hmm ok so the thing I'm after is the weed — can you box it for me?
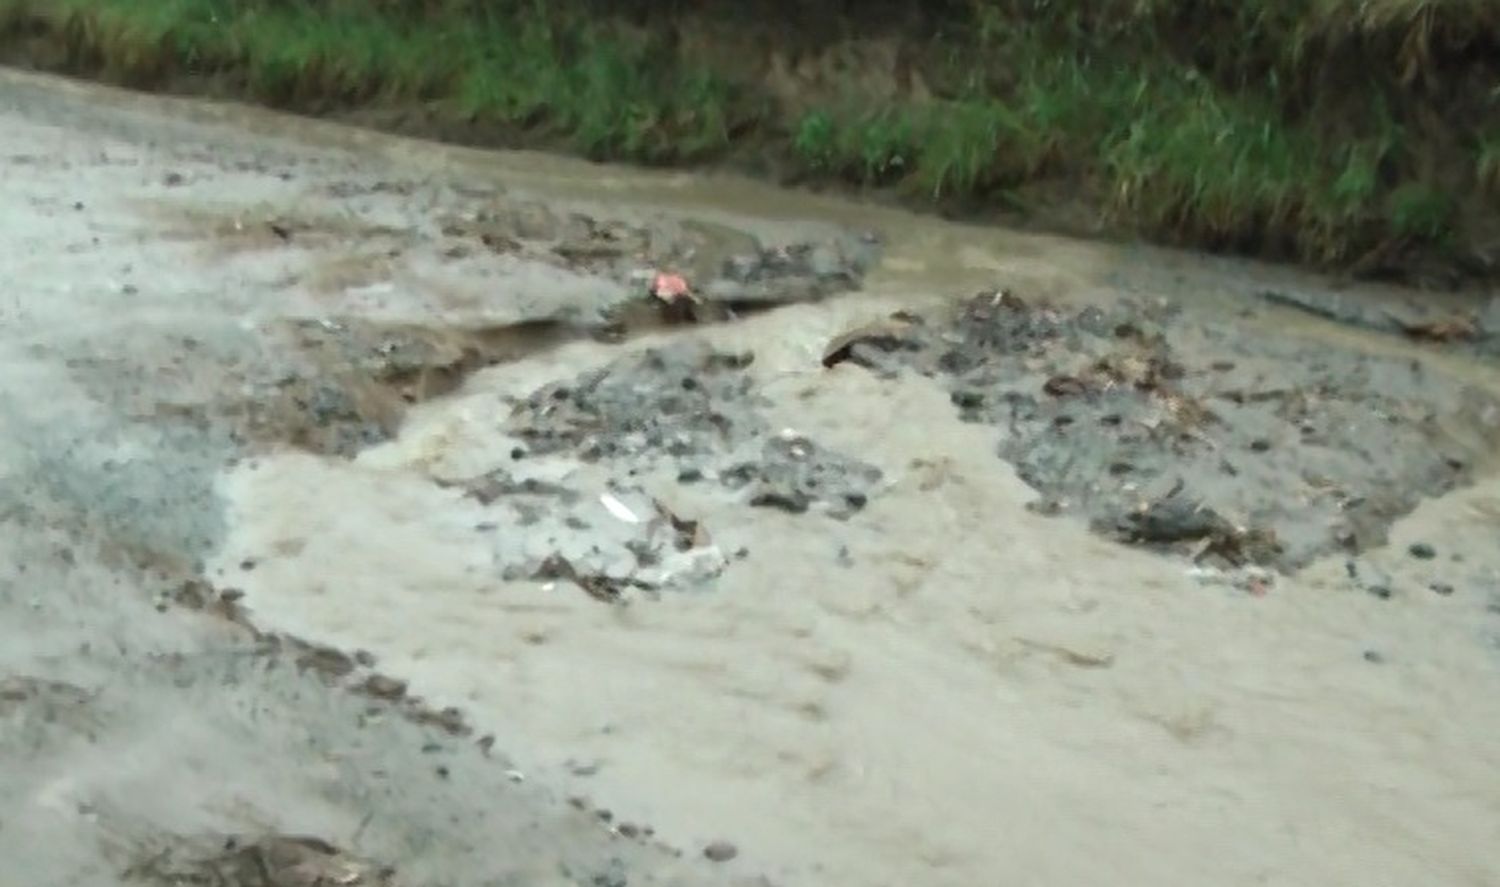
[1388,183,1455,242]
[793,110,836,171]
[1,0,1493,272]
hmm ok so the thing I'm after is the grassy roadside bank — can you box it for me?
[2,0,1497,284]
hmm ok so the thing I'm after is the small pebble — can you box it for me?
[362,674,408,700]
[1429,582,1454,596]
[1408,543,1436,560]
[703,841,738,863]
[1363,650,1384,664]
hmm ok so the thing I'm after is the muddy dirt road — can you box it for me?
[3,68,1500,887]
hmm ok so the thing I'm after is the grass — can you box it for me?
[4,0,740,162]
[1,0,1495,273]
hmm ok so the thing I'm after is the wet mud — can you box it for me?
[7,69,1500,887]
[82,218,874,460]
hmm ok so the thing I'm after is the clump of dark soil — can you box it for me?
[507,343,885,519]
[509,346,760,461]
[439,199,876,311]
[722,432,881,520]
[845,290,1499,571]
[217,318,576,457]
[122,834,396,887]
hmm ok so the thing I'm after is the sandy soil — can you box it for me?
[3,68,1500,887]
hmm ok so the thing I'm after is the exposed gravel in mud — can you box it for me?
[508,343,882,518]
[829,290,1500,571]
[460,343,887,599]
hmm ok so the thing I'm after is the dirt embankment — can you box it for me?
[2,0,1498,284]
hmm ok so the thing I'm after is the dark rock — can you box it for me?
[1408,542,1437,560]
[821,317,921,369]
[703,841,739,863]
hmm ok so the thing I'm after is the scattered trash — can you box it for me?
[1187,564,1275,597]
[600,491,643,524]
[649,272,695,304]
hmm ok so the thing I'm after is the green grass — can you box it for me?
[1,0,1494,271]
[9,0,739,161]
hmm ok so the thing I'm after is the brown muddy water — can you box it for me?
[2,68,1500,887]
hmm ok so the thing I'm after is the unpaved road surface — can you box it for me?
[3,68,1500,887]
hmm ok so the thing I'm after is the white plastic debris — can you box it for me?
[599,491,642,524]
